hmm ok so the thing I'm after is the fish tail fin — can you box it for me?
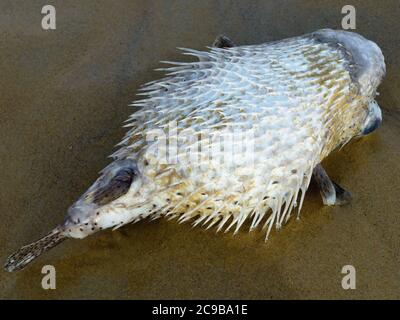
[4,228,67,272]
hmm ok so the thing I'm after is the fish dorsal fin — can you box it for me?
[213,34,235,48]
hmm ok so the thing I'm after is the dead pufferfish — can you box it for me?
[5,29,385,272]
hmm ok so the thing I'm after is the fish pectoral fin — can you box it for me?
[4,227,67,272]
[213,35,236,48]
[331,181,352,206]
[312,164,352,206]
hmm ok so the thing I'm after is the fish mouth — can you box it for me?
[361,100,382,136]
[362,117,382,135]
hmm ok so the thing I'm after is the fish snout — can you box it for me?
[62,158,141,238]
[62,204,99,238]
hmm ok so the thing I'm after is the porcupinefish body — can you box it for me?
[5,29,385,272]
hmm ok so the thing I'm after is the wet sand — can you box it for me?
[1,0,399,299]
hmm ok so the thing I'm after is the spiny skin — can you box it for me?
[102,31,382,235]
[5,29,385,272]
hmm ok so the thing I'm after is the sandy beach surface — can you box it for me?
[1,0,399,299]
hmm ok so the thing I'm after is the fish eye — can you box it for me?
[92,164,138,206]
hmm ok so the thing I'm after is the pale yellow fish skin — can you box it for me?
[85,29,384,239]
